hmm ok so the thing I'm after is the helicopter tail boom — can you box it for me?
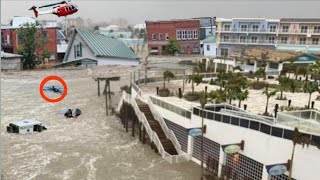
[29,6,39,17]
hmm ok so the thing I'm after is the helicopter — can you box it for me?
[29,0,78,18]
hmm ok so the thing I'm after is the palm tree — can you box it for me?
[288,128,320,180]
[277,76,291,100]
[262,85,278,115]
[210,89,227,103]
[287,57,296,79]
[186,70,203,94]
[305,82,319,108]
[217,70,227,90]
[162,70,175,89]
[236,90,249,108]
[255,66,266,82]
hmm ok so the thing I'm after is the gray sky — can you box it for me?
[2,0,320,24]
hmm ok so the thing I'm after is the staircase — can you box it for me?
[136,99,178,155]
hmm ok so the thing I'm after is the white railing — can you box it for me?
[120,90,189,163]
[148,98,182,154]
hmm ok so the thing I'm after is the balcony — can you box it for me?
[220,39,275,45]
[278,29,320,35]
[217,28,277,34]
[277,41,320,47]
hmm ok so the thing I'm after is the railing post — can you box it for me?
[97,79,100,96]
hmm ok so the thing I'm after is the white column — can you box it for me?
[262,165,270,180]
[218,148,226,177]
[226,65,229,72]
[187,135,194,154]
[278,62,283,75]
[266,62,270,71]
[253,60,258,72]
[214,62,218,73]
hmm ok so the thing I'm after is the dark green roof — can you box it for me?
[76,29,138,60]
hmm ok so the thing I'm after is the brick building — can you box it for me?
[145,19,200,55]
[1,26,59,63]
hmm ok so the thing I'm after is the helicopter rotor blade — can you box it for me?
[38,1,68,9]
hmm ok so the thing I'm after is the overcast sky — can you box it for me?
[2,0,320,24]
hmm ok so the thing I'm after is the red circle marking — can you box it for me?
[39,75,68,103]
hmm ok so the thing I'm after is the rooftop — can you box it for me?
[70,29,138,60]
[11,119,42,127]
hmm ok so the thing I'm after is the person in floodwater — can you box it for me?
[64,109,73,118]
[52,86,60,93]
[74,109,81,118]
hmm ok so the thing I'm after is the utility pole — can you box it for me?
[200,86,208,180]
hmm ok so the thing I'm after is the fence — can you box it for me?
[150,96,192,119]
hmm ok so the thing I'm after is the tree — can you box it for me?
[162,70,175,89]
[277,76,291,99]
[16,23,49,69]
[236,90,249,108]
[186,70,203,94]
[217,70,227,90]
[40,50,52,64]
[288,128,320,180]
[224,72,248,104]
[305,82,319,108]
[287,57,296,79]
[262,85,278,115]
[209,89,227,103]
[164,40,181,55]
[255,66,266,82]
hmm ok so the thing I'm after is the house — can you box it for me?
[1,51,22,70]
[202,35,217,57]
[1,17,61,63]
[193,17,216,40]
[145,19,201,55]
[63,28,139,66]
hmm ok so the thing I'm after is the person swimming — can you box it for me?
[52,86,60,93]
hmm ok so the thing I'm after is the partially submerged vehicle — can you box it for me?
[7,119,47,134]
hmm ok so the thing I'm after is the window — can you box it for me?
[206,44,210,51]
[221,48,228,57]
[268,36,276,44]
[74,43,82,58]
[193,47,199,52]
[251,36,257,43]
[165,33,169,40]
[299,37,306,44]
[314,26,320,33]
[224,24,230,31]
[312,38,319,45]
[182,30,187,40]
[42,31,48,38]
[222,35,229,42]
[159,33,162,40]
[181,47,185,53]
[193,30,198,39]
[280,37,288,44]
[269,25,276,32]
[187,30,192,39]
[282,25,289,33]
[176,31,181,40]
[1,32,4,44]
[152,33,156,40]
[240,36,246,43]
[252,25,259,32]
[300,26,308,33]
[240,25,248,32]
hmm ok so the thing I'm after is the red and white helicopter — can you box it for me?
[29,0,78,18]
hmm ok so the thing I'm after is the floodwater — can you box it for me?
[1,66,200,180]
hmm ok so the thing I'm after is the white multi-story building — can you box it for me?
[216,18,320,57]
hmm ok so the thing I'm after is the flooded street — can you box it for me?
[1,67,200,180]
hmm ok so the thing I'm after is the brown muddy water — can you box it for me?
[1,66,200,180]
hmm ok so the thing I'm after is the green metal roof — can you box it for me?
[202,35,216,43]
[76,29,138,60]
